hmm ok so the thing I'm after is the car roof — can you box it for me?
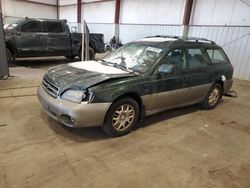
[24,17,66,23]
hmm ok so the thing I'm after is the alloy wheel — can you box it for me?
[112,104,135,131]
[208,87,220,106]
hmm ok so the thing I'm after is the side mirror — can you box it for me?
[158,64,174,74]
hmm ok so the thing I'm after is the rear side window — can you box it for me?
[187,48,209,69]
[207,49,227,64]
[21,21,42,32]
[46,22,64,33]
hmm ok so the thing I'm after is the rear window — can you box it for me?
[207,49,227,64]
[46,22,64,33]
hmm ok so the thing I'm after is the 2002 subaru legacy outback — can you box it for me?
[37,36,233,137]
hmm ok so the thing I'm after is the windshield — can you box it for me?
[103,43,165,73]
[4,18,24,31]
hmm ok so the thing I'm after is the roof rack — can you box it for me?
[181,37,215,44]
[146,35,179,39]
[146,35,215,44]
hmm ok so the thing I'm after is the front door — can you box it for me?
[16,20,47,57]
[150,48,190,110]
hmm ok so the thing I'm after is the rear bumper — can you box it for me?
[37,85,111,128]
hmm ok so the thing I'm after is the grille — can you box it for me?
[42,77,59,98]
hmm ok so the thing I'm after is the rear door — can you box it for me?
[44,21,71,56]
[16,20,46,57]
[183,47,212,101]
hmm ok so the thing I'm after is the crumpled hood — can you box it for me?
[44,61,135,93]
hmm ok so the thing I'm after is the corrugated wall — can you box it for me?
[119,24,184,44]
[1,0,57,19]
[88,23,115,43]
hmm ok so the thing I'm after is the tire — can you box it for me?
[102,98,140,137]
[79,47,95,61]
[65,55,76,60]
[6,48,12,64]
[89,47,95,60]
[203,83,222,109]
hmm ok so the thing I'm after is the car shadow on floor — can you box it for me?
[9,57,78,69]
[43,103,203,142]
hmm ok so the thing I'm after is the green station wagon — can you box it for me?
[37,36,233,137]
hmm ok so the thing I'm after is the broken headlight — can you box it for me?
[61,90,86,103]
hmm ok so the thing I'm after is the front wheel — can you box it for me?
[203,83,222,109]
[103,98,139,137]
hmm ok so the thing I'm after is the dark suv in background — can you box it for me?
[38,36,233,137]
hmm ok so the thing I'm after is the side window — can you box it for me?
[187,48,209,70]
[207,49,227,64]
[160,49,187,71]
[21,21,42,32]
[46,22,64,33]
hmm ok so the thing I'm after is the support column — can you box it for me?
[77,0,82,32]
[0,0,9,78]
[182,0,194,37]
[56,0,59,20]
[114,0,121,41]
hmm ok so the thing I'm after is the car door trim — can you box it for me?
[141,83,212,116]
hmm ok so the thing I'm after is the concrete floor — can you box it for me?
[1,57,250,188]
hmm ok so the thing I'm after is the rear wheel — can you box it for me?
[203,83,222,109]
[89,47,95,60]
[79,47,95,60]
[102,98,139,137]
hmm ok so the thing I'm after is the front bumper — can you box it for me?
[37,85,111,128]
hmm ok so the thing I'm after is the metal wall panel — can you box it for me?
[120,0,185,25]
[3,16,21,24]
[82,1,115,24]
[119,24,184,44]
[1,0,57,19]
[188,26,250,80]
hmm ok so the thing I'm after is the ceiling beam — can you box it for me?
[60,0,114,7]
[15,0,57,7]
[83,0,114,5]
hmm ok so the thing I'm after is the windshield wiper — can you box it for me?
[98,60,133,73]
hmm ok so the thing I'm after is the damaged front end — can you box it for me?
[42,61,136,104]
